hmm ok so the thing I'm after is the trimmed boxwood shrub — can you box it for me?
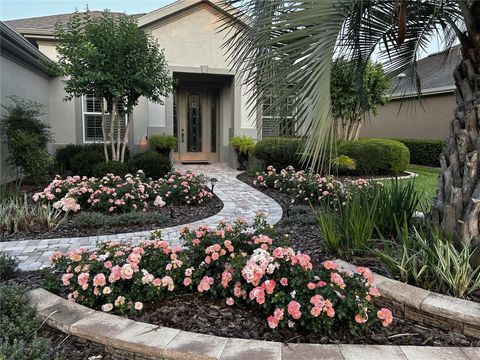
[93,161,131,177]
[254,137,304,170]
[338,139,410,175]
[56,144,130,175]
[131,151,172,179]
[395,139,443,167]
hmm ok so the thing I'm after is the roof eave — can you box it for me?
[390,85,456,100]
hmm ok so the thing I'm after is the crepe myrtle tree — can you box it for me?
[331,58,390,140]
[55,11,173,163]
[222,0,480,261]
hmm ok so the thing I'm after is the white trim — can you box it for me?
[81,95,127,144]
[390,85,455,99]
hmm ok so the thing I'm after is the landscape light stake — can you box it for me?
[210,177,218,193]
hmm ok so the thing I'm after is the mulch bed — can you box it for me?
[1,194,223,242]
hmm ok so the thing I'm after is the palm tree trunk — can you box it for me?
[432,47,480,262]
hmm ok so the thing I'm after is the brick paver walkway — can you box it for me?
[0,164,282,271]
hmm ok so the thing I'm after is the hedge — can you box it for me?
[338,139,410,175]
[254,137,304,170]
[394,139,443,167]
[131,151,172,179]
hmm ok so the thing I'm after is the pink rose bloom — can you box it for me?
[369,287,381,297]
[326,306,335,318]
[377,308,393,327]
[317,280,327,287]
[183,277,192,286]
[249,286,265,304]
[77,272,90,290]
[152,278,162,287]
[307,282,316,290]
[280,277,288,286]
[61,273,73,286]
[311,306,322,317]
[287,301,302,320]
[322,260,339,270]
[185,268,193,277]
[273,308,284,321]
[226,297,234,306]
[330,272,346,289]
[104,261,112,269]
[197,276,214,292]
[109,265,122,283]
[356,266,374,284]
[134,302,143,311]
[211,252,219,261]
[267,315,279,329]
[355,314,367,324]
[121,264,134,279]
[50,251,63,263]
[93,273,106,287]
[263,279,276,295]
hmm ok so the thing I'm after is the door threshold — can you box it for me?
[180,161,210,165]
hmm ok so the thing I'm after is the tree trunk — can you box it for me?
[432,47,480,263]
[116,103,121,162]
[100,100,109,162]
[120,116,132,164]
[110,101,117,161]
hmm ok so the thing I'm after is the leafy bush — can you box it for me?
[395,139,443,167]
[338,139,410,175]
[70,149,106,178]
[230,135,256,155]
[56,143,130,176]
[148,134,177,149]
[51,214,392,334]
[131,151,172,179]
[0,254,19,281]
[0,284,50,359]
[33,170,212,214]
[93,161,131,177]
[1,97,53,183]
[254,138,304,170]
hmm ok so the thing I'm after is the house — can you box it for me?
[2,0,258,181]
[360,46,461,140]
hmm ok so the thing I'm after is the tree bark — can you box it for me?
[110,101,117,161]
[432,47,480,263]
[100,100,109,162]
[120,115,131,164]
[116,103,121,162]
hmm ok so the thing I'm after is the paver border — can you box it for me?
[334,259,480,339]
[28,288,478,360]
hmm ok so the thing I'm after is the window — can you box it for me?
[82,95,127,142]
[261,96,296,138]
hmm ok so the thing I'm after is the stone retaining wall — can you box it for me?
[335,260,480,339]
[28,288,479,360]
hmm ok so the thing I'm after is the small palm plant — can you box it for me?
[230,135,256,170]
[331,155,356,172]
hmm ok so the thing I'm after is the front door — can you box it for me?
[177,88,219,163]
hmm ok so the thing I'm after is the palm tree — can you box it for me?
[221,0,479,255]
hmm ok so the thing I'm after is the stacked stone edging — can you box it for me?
[334,259,480,339]
[28,289,479,360]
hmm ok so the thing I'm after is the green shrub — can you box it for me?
[93,161,131,177]
[149,134,177,149]
[254,137,304,170]
[395,139,443,167]
[72,211,168,229]
[72,212,107,228]
[70,150,105,177]
[338,139,410,175]
[131,151,172,179]
[1,97,53,183]
[56,143,131,175]
[0,254,19,281]
[0,284,50,359]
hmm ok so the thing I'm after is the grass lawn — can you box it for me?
[380,164,441,211]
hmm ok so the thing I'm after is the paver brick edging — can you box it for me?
[334,259,480,339]
[29,288,479,360]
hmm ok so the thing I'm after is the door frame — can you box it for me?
[176,84,220,163]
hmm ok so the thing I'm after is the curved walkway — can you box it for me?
[0,164,282,271]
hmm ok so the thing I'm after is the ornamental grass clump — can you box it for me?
[32,170,212,214]
[51,214,392,335]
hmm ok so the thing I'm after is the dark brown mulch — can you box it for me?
[2,194,223,242]
[131,291,478,347]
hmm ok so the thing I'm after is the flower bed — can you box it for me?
[33,170,213,214]
[50,214,392,336]
[253,165,376,206]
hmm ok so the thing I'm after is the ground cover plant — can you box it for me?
[50,214,392,336]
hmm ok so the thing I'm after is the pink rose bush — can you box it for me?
[253,165,377,206]
[33,170,212,214]
[51,214,393,333]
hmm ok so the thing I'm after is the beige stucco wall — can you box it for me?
[48,76,77,146]
[360,93,455,140]
[0,55,50,183]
